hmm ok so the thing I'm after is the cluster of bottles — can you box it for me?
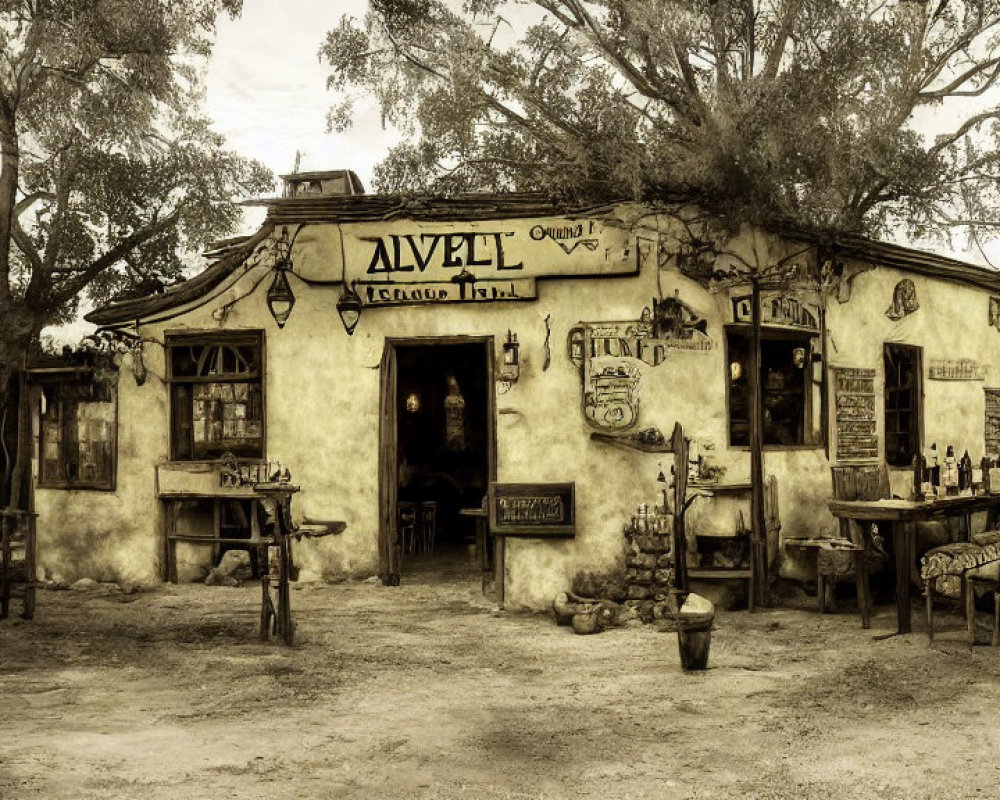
[912,444,1000,500]
[622,465,675,538]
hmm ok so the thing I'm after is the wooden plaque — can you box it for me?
[832,367,879,462]
[488,482,576,537]
[986,388,1000,457]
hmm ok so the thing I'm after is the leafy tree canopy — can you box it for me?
[0,0,273,357]
[322,0,1000,245]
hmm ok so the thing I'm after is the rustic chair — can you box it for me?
[818,464,892,625]
[922,530,1000,645]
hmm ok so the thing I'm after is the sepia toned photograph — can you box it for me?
[4,2,1000,798]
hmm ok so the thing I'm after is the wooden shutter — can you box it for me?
[377,344,401,585]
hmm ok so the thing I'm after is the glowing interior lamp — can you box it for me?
[730,360,743,381]
[336,284,363,336]
[266,267,295,329]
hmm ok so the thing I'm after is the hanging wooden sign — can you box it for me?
[832,367,879,462]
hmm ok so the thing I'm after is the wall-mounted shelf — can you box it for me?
[688,568,754,580]
[688,482,752,493]
[590,432,673,453]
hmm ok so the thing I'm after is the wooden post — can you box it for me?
[749,277,769,608]
[671,421,689,593]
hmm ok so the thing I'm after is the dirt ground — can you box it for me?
[3,559,1000,800]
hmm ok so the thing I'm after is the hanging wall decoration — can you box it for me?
[885,279,919,320]
[542,314,552,371]
[572,297,713,431]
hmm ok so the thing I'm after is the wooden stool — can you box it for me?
[965,575,1000,647]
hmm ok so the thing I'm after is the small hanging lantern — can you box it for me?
[336,283,363,336]
[266,266,295,329]
[496,329,520,384]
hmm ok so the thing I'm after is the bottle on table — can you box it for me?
[928,443,940,495]
[959,450,973,494]
[944,445,959,495]
[912,452,926,501]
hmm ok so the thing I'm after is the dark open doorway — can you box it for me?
[378,338,494,582]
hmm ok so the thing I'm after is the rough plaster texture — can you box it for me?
[30,210,1000,607]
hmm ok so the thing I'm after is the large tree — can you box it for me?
[0,0,271,416]
[322,0,1000,246]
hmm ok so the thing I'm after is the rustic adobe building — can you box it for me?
[27,172,1000,609]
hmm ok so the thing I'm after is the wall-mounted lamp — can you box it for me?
[265,226,302,329]
[496,329,520,384]
[266,266,295,329]
[336,282,363,336]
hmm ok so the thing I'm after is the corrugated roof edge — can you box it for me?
[85,224,275,327]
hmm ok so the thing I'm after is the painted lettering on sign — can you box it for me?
[529,221,599,254]
[833,367,878,462]
[497,496,566,525]
[363,232,524,274]
[357,279,535,306]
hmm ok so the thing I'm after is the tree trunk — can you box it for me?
[0,119,19,304]
[0,310,40,510]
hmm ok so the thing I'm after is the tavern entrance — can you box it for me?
[377,337,495,583]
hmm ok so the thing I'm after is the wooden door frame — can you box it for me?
[377,336,497,584]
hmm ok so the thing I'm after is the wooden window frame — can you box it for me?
[883,343,923,468]
[725,325,824,450]
[165,330,266,462]
[36,372,118,491]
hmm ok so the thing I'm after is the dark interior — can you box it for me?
[395,342,490,558]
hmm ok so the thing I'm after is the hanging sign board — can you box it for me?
[832,367,879,462]
[290,216,653,307]
[488,482,576,537]
[986,388,1000,457]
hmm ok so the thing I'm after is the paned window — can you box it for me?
[167,332,264,460]
[883,343,922,467]
[39,375,117,490]
[727,328,823,448]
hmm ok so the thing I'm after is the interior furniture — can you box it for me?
[419,500,437,555]
[398,501,417,556]
[828,493,1000,637]
[1,508,37,620]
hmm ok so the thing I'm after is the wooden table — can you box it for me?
[160,483,299,645]
[828,494,1000,636]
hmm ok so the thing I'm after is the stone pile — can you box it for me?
[623,525,675,624]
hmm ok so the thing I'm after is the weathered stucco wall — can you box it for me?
[31,207,1000,608]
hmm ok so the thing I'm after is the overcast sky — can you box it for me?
[204,0,395,197]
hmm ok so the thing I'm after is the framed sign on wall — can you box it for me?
[488,482,576,537]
